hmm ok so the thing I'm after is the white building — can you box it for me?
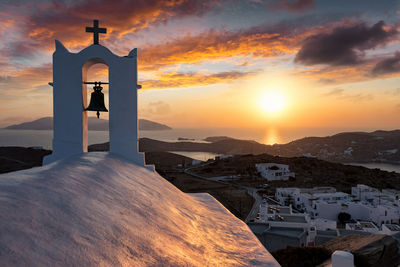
[256,163,295,181]
[382,189,400,200]
[276,185,400,227]
[313,218,337,231]
[257,203,316,244]
[312,201,369,221]
[345,221,379,234]
[275,187,349,212]
[351,184,381,202]
[381,224,400,235]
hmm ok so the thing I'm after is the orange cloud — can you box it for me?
[138,29,298,71]
[0,65,52,93]
[141,70,258,89]
[2,0,220,55]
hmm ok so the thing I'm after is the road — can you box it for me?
[244,187,262,223]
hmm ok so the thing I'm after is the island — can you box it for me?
[4,117,172,131]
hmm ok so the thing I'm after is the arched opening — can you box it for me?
[82,58,109,152]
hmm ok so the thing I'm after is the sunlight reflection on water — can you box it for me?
[262,128,281,145]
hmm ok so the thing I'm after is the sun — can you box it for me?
[258,91,287,114]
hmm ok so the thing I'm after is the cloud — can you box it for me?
[371,52,400,76]
[340,93,374,101]
[2,1,315,72]
[295,21,398,66]
[0,75,13,83]
[322,88,343,96]
[0,64,51,93]
[137,25,300,71]
[142,101,171,116]
[318,78,336,84]
[0,3,332,75]
[32,84,52,94]
[268,0,315,13]
[0,0,221,59]
[141,70,257,89]
[322,87,374,101]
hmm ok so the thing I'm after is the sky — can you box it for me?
[0,0,400,133]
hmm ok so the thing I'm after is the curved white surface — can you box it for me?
[0,153,280,266]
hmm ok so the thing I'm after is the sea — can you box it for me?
[346,163,400,174]
[1,127,399,173]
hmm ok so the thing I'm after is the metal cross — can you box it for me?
[86,20,106,45]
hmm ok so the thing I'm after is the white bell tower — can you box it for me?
[44,20,152,170]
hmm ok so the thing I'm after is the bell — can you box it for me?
[85,82,108,118]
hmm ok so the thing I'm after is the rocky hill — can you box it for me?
[4,117,171,131]
[89,130,400,164]
[89,137,269,155]
[191,153,400,192]
[270,130,400,164]
[87,140,400,192]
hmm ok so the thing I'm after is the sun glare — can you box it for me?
[259,91,287,114]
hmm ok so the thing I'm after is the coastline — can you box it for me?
[346,162,400,174]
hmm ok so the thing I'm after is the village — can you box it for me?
[175,155,400,255]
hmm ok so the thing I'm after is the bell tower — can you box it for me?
[44,20,152,170]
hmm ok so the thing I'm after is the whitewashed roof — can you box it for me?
[0,152,279,266]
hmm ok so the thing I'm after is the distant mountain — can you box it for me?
[89,130,400,165]
[270,130,400,164]
[4,117,171,131]
[139,119,172,131]
[5,117,53,130]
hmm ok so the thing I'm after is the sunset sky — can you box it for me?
[0,0,400,135]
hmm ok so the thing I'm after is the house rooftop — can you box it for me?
[248,223,306,239]
[267,214,307,223]
[384,224,400,231]
[266,227,307,238]
[266,206,291,214]
[359,222,378,229]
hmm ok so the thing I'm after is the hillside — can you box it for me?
[270,130,400,164]
[89,137,270,155]
[3,144,399,193]
[0,147,51,174]
[89,130,400,164]
[4,117,171,131]
[87,139,400,192]
[0,153,279,266]
[190,153,400,193]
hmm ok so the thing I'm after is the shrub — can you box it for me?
[272,246,331,267]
